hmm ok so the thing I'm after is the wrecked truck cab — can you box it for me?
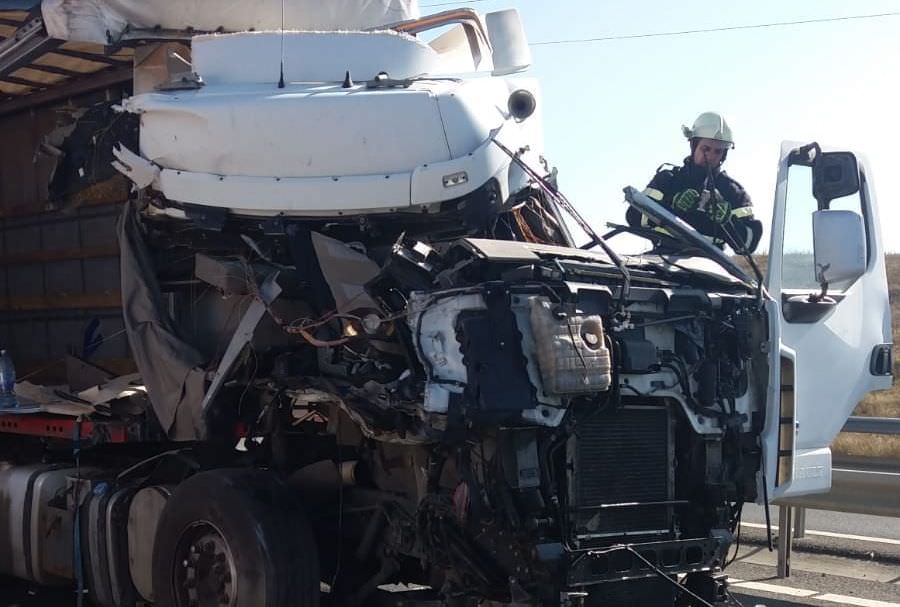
[0,3,893,607]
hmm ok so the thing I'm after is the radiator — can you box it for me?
[569,405,673,539]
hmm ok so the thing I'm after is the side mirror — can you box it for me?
[812,209,866,287]
[813,152,860,206]
[485,9,532,76]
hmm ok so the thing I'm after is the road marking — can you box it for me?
[730,581,818,597]
[732,582,900,606]
[741,522,900,546]
[815,594,900,607]
[735,545,900,583]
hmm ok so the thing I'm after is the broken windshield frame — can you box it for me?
[623,186,754,286]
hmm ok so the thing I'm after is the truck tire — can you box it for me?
[152,469,320,607]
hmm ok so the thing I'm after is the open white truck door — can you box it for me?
[763,141,892,500]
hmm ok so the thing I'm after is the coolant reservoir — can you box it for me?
[530,299,612,395]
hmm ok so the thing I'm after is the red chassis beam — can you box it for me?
[0,413,130,443]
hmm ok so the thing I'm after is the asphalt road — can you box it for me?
[725,506,900,607]
[738,503,900,568]
[3,508,899,607]
[725,549,899,606]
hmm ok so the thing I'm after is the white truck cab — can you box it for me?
[0,2,892,606]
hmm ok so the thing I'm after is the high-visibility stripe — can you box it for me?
[643,187,664,201]
[640,213,724,247]
[641,214,672,235]
[731,206,754,219]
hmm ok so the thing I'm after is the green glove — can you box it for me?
[672,188,700,212]
[711,199,730,224]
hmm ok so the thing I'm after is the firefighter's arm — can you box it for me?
[725,205,763,253]
[642,168,674,206]
[629,169,674,228]
[719,176,763,253]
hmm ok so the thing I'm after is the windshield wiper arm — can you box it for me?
[492,138,631,310]
[623,186,753,286]
[717,218,765,303]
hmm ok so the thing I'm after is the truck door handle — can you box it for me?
[870,344,892,376]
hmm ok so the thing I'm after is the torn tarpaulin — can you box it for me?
[41,0,421,45]
[118,200,208,440]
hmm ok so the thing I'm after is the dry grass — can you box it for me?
[855,388,900,418]
[840,254,900,458]
[832,433,899,459]
[734,254,900,459]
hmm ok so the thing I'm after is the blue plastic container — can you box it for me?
[0,349,16,408]
[0,349,14,393]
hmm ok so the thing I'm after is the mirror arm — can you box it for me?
[811,261,831,302]
[787,142,821,167]
[808,281,829,303]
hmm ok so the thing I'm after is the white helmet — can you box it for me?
[682,112,734,148]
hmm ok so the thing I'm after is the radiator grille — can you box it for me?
[571,406,672,537]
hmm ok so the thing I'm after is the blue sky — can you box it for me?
[422,0,900,252]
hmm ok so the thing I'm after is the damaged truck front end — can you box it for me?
[100,7,768,605]
[347,238,766,605]
[97,10,767,601]
[1,3,890,607]
[123,200,768,605]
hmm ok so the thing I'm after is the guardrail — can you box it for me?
[770,416,899,577]
[778,467,900,517]
[842,416,900,435]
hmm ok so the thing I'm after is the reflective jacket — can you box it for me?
[627,158,762,252]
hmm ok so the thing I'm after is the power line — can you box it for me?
[531,11,900,46]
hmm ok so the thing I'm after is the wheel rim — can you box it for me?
[173,522,238,607]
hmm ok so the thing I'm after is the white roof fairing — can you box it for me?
[191,30,438,85]
[41,0,420,44]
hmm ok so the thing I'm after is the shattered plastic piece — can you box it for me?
[77,374,146,406]
[311,232,383,313]
[111,144,159,189]
[194,254,255,296]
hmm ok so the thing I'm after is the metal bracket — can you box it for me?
[0,17,43,61]
[200,272,282,412]
[0,17,61,81]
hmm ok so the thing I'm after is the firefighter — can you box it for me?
[627,111,763,253]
